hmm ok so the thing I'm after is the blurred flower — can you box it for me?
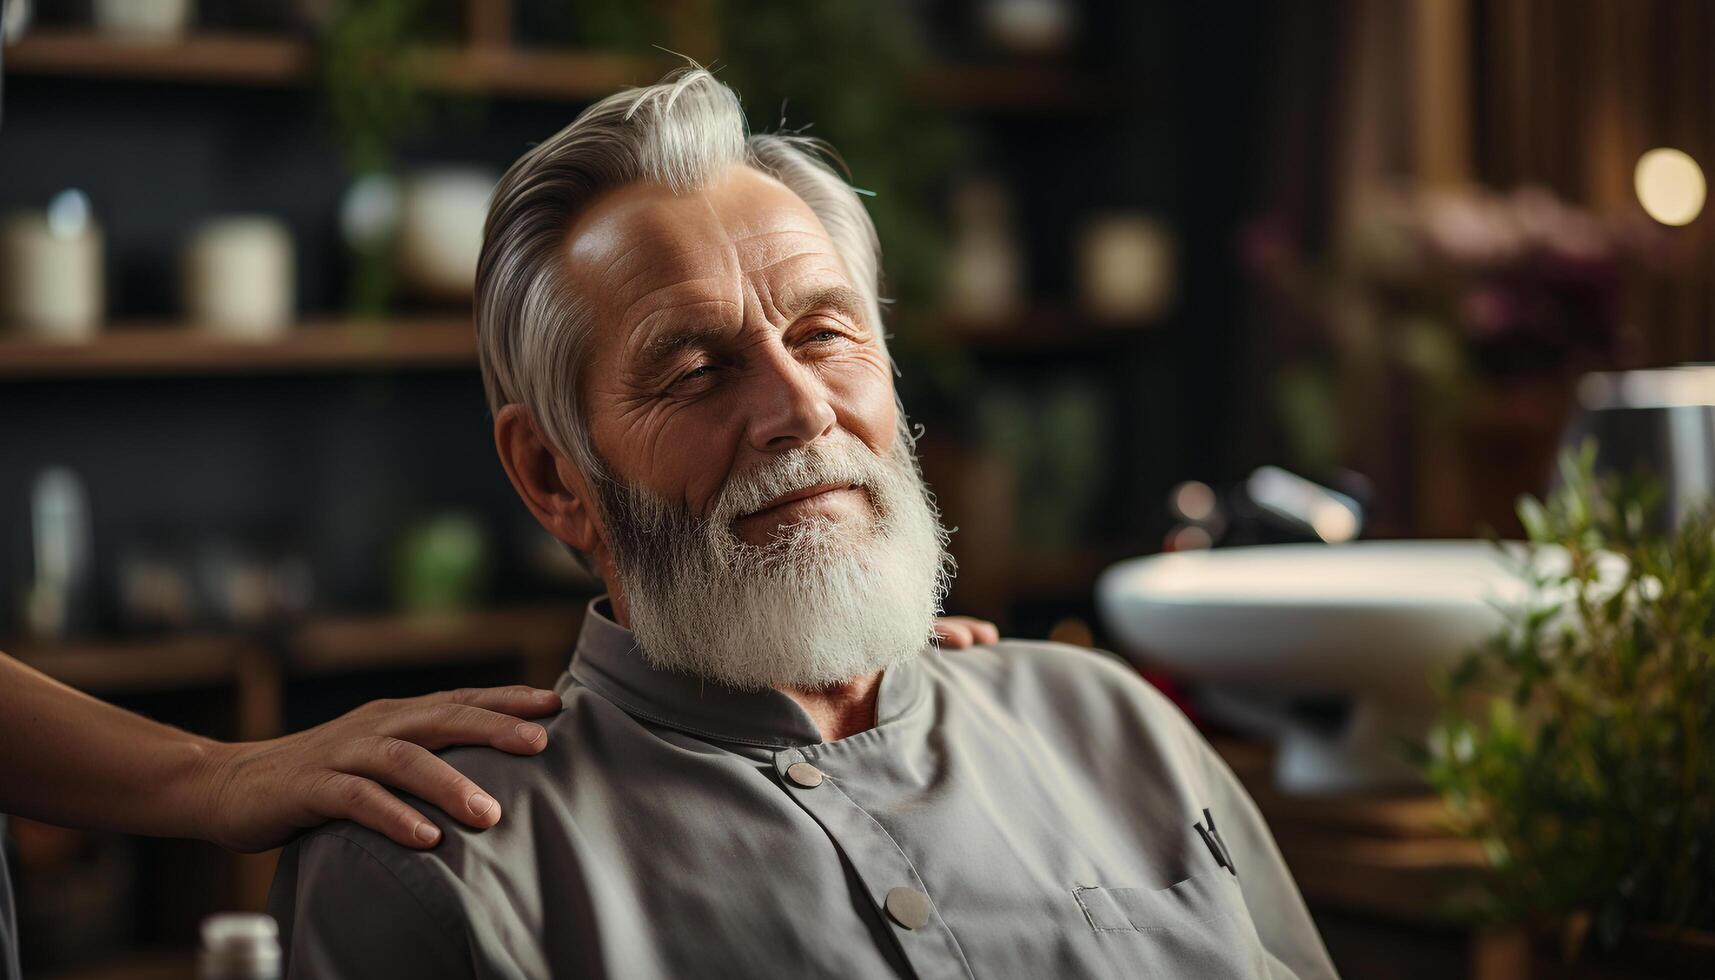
[1250,183,1660,381]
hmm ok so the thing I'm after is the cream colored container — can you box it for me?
[1,200,104,341]
[183,216,295,340]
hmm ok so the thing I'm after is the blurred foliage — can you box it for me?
[718,0,976,409]
[318,0,441,176]
[1422,443,1715,957]
[519,0,663,50]
[317,0,438,315]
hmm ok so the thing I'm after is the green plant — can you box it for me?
[317,0,456,315]
[1424,444,1715,957]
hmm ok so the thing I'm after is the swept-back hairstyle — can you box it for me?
[475,66,890,487]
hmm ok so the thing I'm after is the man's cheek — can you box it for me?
[825,357,895,443]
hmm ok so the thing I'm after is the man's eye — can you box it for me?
[672,365,714,388]
[807,329,844,344]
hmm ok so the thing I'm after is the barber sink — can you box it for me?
[1096,540,1539,794]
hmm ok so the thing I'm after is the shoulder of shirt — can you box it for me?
[934,637,1155,693]
[288,685,619,878]
[927,639,1203,742]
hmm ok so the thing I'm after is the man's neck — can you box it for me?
[780,673,883,742]
[605,587,883,741]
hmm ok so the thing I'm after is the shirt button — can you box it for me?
[785,762,824,788]
[884,887,932,930]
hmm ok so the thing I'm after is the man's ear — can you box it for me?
[493,404,603,558]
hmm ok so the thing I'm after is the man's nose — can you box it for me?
[746,346,836,452]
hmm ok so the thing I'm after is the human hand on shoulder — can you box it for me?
[932,615,1000,649]
[194,685,562,852]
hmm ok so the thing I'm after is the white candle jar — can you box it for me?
[183,216,295,340]
[1,209,105,341]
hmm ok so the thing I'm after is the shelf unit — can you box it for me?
[0,311,1154,377]
[11,603,586,694]
[35,949,196,980]
[1,7,1131,979]
[5,29,672,101]
[15,633,248,694]
[3,30,1096,112]
[0,318,476,378]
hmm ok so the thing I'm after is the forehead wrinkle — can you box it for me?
[606,237,736,305]
[618,276,736,336]
[726,227,835,251]
[634,297,742,343]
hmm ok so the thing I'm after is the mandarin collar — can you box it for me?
[567,596,929,749]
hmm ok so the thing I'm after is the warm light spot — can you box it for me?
[1635,148,1706,226]
[1170,480,1217,522]
[1168,525,1214,552]
[1048,617,1094,648]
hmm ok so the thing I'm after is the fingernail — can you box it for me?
[516,722,545,744]
[414,822,440,844]
[468,793,496,818]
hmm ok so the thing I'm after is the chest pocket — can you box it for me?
[1073,871,1269,979]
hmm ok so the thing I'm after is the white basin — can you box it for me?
[1096,541,1536,793]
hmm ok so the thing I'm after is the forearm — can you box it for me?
[0,652,224,839]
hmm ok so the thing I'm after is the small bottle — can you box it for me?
[199,913,282,980]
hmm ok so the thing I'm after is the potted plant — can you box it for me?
[1423,444,1715,978]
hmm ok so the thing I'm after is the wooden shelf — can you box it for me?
[0,318,478,378]
[6,603,585,693]
[36,949,196,980]
[290,604,583,678]
[5,30,312,86]
[6,31,1096,111]
[5,30,671,100]
[0,312,1163,378]
[1212,736,1490,925]
[14,634,248,694]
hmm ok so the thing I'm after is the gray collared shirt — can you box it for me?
[268,599,1337,979]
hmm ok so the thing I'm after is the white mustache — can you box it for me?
[708,436,883,525]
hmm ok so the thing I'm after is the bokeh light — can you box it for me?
[1634,147,1706,226]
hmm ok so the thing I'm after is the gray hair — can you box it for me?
[475,67,891,488]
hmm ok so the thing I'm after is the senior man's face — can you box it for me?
[571,165,897,541]
[539,164,950,690]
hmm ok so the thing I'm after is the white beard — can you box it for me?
[593,422,954,691]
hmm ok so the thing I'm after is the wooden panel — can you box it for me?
[7,31,1099,112]
[6,30,310,86]
[5,30,670,101]
[1211,736,1489,925]
[13,635,247,694]
[0,319,477,378]
[288,605,584,676]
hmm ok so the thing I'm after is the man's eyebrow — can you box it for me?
[631,324,721,378]
[783,284,867,323]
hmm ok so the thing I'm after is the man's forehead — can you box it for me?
[564,167,839,290]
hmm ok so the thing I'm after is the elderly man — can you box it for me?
[266,68,1338,979]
